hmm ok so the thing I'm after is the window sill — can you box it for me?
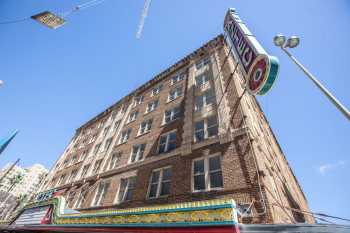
[160,118,179,127]
[166,96,181,104]
[192,187,224,194]
[135,131,150,138]
[146,195,169,200]
[144,110,156,115]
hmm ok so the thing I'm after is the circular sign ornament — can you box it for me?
[246,54,279,95]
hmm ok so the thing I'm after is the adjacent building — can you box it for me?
[0,163,48,220]
[39,35,314,224]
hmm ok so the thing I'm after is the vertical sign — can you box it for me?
[224,8,279,95]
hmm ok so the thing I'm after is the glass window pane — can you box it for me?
[210,171,223,188]
[151,171,160,183]
[160,182,170,196]
[193,160,204,174]
[125,188,133,201]
[194,175,205,191]
[209,156,221,171]
[160,135,167,144]
[195,131,205,142]
[208,126,218,137]
[162,168,172,181]
[195,121,204,131]
[169,132,177,141]
[149,184,158,198]
[158,144,166,153]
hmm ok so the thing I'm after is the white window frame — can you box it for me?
[67,170,78,183]
[167,86,183,102]
[158,130,177,154]
[114,120,121,131]
[115,176,136,204]
[80,150,88,162]
[138,119,152,135]
[194,89,216,111]
[91,181,110,207]
[93,143,101,155]
[151,84,163,96]
[145,99,159,114]
[195,74,210,87]
[195,57,211,70]
[104,137,113,152]
[133,95,144,107]
[119,129,131,144]
[80,164,90,178]
[191,153,223,192]
[170,73,185,85]
[109,152,121,170]
[74,189,87,209]
[92,160,102,174]
[163,106,181,125]
[194,115,218,142]
[147,166,172,199]
[128,111,139,123]
[129,144,146,163]
[58,174,66,186]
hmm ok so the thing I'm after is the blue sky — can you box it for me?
[0,0,349,223]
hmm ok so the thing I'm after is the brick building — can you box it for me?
[39,35,314,224]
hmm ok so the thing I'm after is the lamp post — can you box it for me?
[274,34,350,121]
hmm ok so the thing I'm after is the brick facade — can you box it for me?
[40,35,314,224]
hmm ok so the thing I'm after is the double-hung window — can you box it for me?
[92,160,102,174]
[68,170,78,183]
[70,155,77,165]
[164,106,181,124]
[151,84,162,96]
[74,189,87,209]
[114,120,121,131]
[92,182,110,206]
[63,159,69,168]
[128,111,138,123]
[133,96,144,107]
[192,155,223,192]
[104,137,113,151]
[171,73,185,85]
[58,174,66,185]
[80,164,90,178]
[195,74,210,87]
[93,143,101,155]
[139,119,152,135]
[146,99,159,113]
[130,144,146,163]
[109,153,121,170]
[194,116,218,142]
[119,129,131,144]
[158,131,177,154]
[117,177,136,203]
[103,126,110,137]
[195,57,211,70]
[80,150,88,161]
[195,89,216,111]
[168,86,183,102]
[148,167,172,199]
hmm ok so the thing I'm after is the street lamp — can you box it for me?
[274,34,350,121]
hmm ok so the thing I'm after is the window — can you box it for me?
[158,131,177,154]
[193,155,223,192]
[138,119,152,135]
[92,182,110,206]
[92,160,102,174]
[74,189,87,209]
[171,73,185,85]
[146,99,159,113]
[151,84,162,96]
[103,126,110,137]
[90,134,97,143]
[119,129,131,144]
[63,159,69,168]
[164,106,181,124]
[148,167,172,199]
[104,137,113,151]
[128,111,138,123]
[111,111,118,121]
[117,177,136,203]
[133,96,144,106]
[195,57,211,70]
[80,164,90,178]
[194,116,218,142]
[98,120,106,129]
[70,155,77,165]
[168,86,183,102]
[195,74,210,87]
[93,143,101,155]
[195,89,216,111]
[58,174,66,185]
[80,150,88,161]
[130,144,146,163]
[109,153,121,170]
[114,120,121,131]
[67,170,78,182]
